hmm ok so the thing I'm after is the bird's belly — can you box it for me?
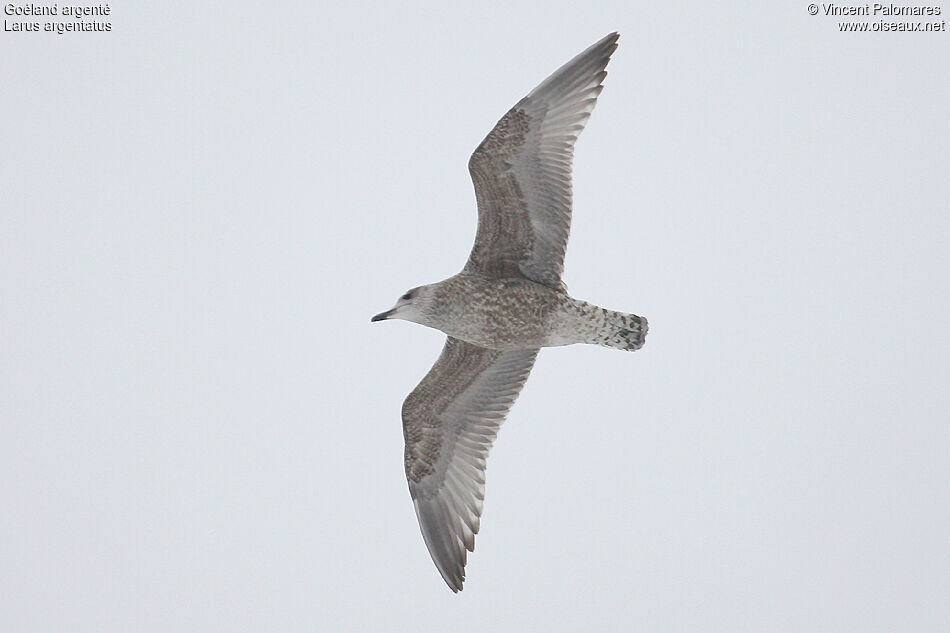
[436,280,560,350]
[442,309,550,350]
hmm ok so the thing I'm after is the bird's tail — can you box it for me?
[586,306,648,351]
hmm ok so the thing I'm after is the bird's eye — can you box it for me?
[401,291,414,301]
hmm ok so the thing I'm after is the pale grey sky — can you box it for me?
[1,2,948,632]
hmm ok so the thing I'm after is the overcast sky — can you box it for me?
[1,2,948,632]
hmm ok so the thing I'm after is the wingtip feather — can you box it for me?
[528,32,619,99]
[413,494,469,592]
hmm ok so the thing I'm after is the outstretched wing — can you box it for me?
[465,32,619,290]
[402,337,539,591]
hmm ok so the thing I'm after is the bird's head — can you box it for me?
[371,285,436,325]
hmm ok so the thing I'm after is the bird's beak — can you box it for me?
[371,309,393,323]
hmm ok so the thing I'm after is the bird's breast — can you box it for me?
[431,276,564,350]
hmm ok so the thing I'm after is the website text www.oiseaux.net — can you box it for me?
[817,3,947,32]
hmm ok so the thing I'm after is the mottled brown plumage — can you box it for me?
[372,32,647,591]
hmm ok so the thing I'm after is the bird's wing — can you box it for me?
[402,337,539,591]
[465,32,619,290]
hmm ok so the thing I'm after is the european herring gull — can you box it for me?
[372,32,647,591]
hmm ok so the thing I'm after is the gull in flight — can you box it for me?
[372,32,647,591]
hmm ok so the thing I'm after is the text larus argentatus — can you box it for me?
[372,32,647,592]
